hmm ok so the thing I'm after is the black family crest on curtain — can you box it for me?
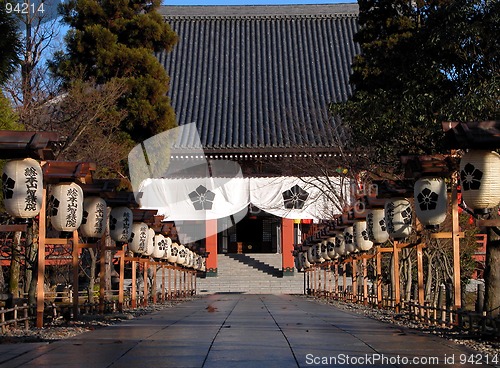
[282,184,309,209]
[189,185,216,210]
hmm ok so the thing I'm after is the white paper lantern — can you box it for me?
[163,237,172,260]
[143,228,155,256]
[2,158,43,218]
[414,177,447,228]
[109,206,133,242]
[295,253,303,272]
[385,198,413,239]
[168,243,179,263]
[80,197,107,238]
[306,245,315,263]
[128,222,149,254]
[326,237,337,259]
[301,251,311,269]
[366,208,389,244]
[334,232,346,256]
[460,150,500,213]
[49,183,84,232]
[313,243,324,263]
[320,240,331,261]
[152,233,166,259]
[177,244,188,265]
[344,226,355,254]
[353,220,373,251]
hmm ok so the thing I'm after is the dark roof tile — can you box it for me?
[158,4,360,150]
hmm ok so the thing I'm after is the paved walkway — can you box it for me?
[0,294,496,368]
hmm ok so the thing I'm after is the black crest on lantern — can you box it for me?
[417,188,439,211]
[460,163,483,191]
[48,195,60,216]
[2,173,15,199]
[282,184,309,209]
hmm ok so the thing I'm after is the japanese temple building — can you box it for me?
[145,4,361,276]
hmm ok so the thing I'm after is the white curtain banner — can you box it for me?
[250,176,350,220]
[138,177,250,221]
[139,176,350,221]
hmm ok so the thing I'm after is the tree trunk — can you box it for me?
[26,221,38,306]
[484,225,500,317]
[88,248,97,303]
[9,231,22,299]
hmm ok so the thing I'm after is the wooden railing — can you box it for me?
[0,304,30,332]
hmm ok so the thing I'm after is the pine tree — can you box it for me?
[51,0,178,141]
[0,1,21,85]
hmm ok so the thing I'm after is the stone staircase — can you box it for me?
[196,253,305,294]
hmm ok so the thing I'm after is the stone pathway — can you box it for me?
[0,294,496,367]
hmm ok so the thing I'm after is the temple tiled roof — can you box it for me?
[158,4,360,151]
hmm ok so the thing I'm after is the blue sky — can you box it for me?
[164,0,356,5]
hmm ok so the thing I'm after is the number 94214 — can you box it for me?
[5,2,45,15]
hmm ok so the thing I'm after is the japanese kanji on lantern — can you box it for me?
[414,177,447,229]
[143,228,155,256]
[49,182,84,232]
[109,206,133,243]
[353,220,373,251]
[80,196,107,238]
[459,150,500,214]
[128,222,149,255]
[384,198,413,239]
[366,208,389,244]
[2,158,43,219]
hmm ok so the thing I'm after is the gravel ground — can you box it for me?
[305,296,500,357]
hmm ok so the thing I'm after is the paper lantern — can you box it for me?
[295,253,303,271]
[142,228,155,256]
[2,158,43,218]
[313,243,324,263]
[301,251,311,269]
[49,183,84,232]
[109,206,133,242]
[306,245,315,263]
[163,237,172,260]
[320,240,331,261]
[152,233,166,259]
[344,226,355,254]
[128,222,149,254]
[366,208,389,244]
[414,177,447,228]
[460,150,500,213]
[385,198,413,239]
[334,232,346,256]
[326,237,337,259]
[80,197,107,238]
[177,244,188,265]
[168,243,179,263]
[353,220,373,251]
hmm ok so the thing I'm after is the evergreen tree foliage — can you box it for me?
[51,0,178,141]
[332,0,499,169]
[0,1,21,85]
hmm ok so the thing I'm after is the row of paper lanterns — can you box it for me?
[295,149,500,270]
[2,158,205,271]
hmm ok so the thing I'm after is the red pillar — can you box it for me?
[205,219,218,277]
[281,218,295,276]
